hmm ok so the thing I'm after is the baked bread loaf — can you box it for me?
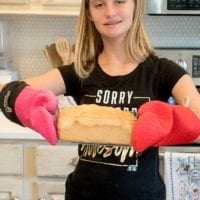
[57,104,137,145]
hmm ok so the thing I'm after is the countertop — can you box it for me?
[0,111,199,151]
[0,111,43,140]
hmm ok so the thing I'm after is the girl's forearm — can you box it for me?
[0,84,4,92]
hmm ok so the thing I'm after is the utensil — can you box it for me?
[43,48,53,67]
[44,43,63,68]
[55,37,72,65]
[175,58,188,70]
[70,43,75,63]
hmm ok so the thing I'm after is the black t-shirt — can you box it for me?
[59,55,186,106]
[58,55,187,199]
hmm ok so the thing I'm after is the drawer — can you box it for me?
[0,144,23,175]
[36,145,78,177]
[0,178,23,199]
[37,181,65,200]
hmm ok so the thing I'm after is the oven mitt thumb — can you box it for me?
[132,101,200,152]
[0,81,58,145]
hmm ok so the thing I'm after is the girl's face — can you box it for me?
[88,0,135,40]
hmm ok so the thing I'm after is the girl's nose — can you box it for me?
[104,5,117,18]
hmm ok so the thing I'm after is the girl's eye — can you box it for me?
[116,0,125,4]
[93,1,104,8]
[95,2,103,8]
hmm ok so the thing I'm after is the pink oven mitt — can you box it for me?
[132,101,200,152]
[14,86,58,145]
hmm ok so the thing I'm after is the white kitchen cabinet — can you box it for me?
[0,0,28,3]
[0,178,23,200]
[36,145,78,177]
[37,181,65,200]
[35,145,78,199]
[0,142,78,199]
[0,144,23,175]
[0,0,80,15]
[42,0,81,6]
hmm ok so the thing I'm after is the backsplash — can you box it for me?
[143,15,200,48]
[0,14,199,79]
[0,15,77,79]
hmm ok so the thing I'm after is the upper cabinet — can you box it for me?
[0,0,81,16]
[0,0,28,3]
[42,0,80,6]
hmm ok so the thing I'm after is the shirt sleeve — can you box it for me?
[57,63,81,103]
[158,58,188,98]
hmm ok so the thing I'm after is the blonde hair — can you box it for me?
[74,0,155,78]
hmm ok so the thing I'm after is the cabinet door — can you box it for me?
[0,178,23,200]
[42,0,81,6]
[36,145,78,178]
[37,181,65,200]
[0,0,28,4]
[0,144,23,175]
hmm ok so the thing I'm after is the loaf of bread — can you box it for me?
[57,104,137,145]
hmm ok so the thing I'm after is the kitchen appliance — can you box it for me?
[146,0,200,15]
[156,49,200,87]
[0,20,18,85]
[0,21,10,57]
[0,70,18,84]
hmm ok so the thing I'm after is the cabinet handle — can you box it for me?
[12,197,21,200]
[70,156,79,166]
[38,198,48,200]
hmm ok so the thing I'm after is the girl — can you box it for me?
[0,0,200,199]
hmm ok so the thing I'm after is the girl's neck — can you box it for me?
[101,37,126,59]
[98,38,138,76]
[100,37,129,63]
[98,49,138,76]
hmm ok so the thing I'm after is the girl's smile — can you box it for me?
[104,19,122,26]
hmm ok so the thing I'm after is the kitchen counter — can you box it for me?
[1,111,200,149]
[0,111,43,140]
[160,145,200,153]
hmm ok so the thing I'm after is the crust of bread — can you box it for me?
[57,104,137,145]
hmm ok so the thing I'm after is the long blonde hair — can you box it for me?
[74,0,155,78]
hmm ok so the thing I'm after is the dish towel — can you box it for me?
[164,152,200,200]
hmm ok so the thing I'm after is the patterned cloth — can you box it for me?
[164,152,200,200]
